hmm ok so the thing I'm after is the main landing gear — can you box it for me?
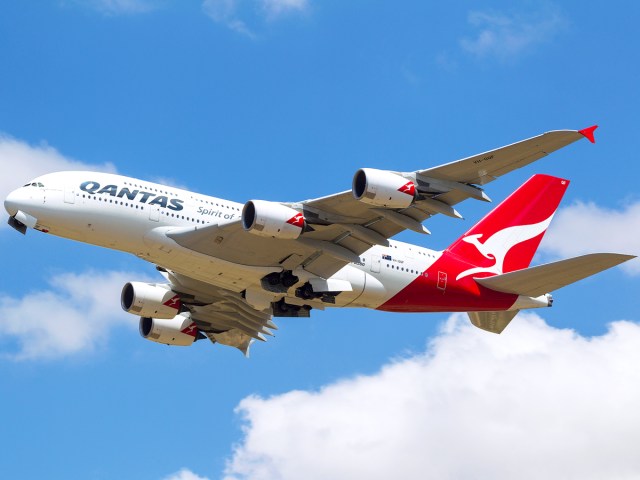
[261,270,299,293]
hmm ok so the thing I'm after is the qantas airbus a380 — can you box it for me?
[4,126,635,355]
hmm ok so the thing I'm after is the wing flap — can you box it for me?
[475,253,635,297]
[165,270,277,356]
[205,330,254,357]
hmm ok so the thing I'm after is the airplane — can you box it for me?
[4,125,635,355]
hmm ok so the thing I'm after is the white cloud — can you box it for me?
[224,313,640,480]
[202,0,256,38]
[542,200,640,274]
[0,134,115,224]
[164,468,211,480]
[0,270,149,361]
[202,0,308,36]
[460,7,564,60]
[260,0,308,20]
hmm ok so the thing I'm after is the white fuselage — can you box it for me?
[5,171,441,310]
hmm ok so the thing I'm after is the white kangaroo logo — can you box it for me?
[456,214,555,281]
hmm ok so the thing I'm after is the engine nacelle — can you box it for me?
[121,282,181,319]
[242,200,305,240]
[352,168,416,208]
[139,314,198,346]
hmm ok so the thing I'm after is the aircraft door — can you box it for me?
[371,255,381,273]
[64,186,75,204]
[437,271,447,291]
[149,206,160,222]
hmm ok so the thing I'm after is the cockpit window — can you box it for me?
[23,182,45,188]
[37,182,44,187]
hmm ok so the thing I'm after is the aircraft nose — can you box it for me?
[4,189,20,216]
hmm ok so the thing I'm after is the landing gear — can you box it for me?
[261,270,300,293]
[271,298,312,318]
[295,282,340,304]
[295,282,315,300]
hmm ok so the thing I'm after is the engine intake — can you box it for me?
[121,282,181,319]
[242,200,305,240]
[139,314,200,346]
[352,168,416,208]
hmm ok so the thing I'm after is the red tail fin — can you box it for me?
[447,174,569,279]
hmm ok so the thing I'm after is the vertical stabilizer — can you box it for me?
[447,174,569,280]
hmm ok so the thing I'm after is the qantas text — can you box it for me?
[80,181,184,211]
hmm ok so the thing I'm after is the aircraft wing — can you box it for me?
[418,127,595,186]
[165,269,276,356]
[168,127,596,279]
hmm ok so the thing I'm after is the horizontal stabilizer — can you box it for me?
[475,253,636,297]
[468,310,519,334]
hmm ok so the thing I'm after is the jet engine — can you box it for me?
[352,168,416,208]
[242,200,305,240]
[139,314,200,346]
[121,282,181,319]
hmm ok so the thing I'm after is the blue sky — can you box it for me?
[1,1,640,479]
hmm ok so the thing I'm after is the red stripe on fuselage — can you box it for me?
[378,252,518,313]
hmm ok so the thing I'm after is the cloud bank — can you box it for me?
[0,270,147,361]
[224,313,640,479]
